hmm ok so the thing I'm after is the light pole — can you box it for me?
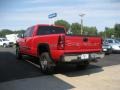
[79,14,85,35]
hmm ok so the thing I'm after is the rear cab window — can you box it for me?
[37,26,65,35]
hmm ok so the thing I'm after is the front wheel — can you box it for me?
[16,46,22,60]
[3,43,7,48]
[39,52,55,74]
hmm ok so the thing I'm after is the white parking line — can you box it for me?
[25,60,40,68]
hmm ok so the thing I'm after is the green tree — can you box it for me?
[14,30,25,34]
[105,27,115,38]
[98,31,105,38]
[84,26,98,35]
[0,29,13,37]
[71,23,81,35]
[0,29,25,37]
[54,20,70,32]
[98,27,115,38]
[114,24,120,38]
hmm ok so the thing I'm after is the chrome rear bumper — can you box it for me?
[61,53,104,62]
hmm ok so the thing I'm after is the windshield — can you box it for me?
[2,38,8,41]
[116,39,120,42]
[115,40,120,43]
[37,26,65,35]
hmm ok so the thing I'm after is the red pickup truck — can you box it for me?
[16,24,104,74]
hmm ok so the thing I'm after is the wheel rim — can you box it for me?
[40,56,48,70]
[3,44,6,47]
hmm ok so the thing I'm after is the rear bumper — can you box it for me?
[60,53,104,63]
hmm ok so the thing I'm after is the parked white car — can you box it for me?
[0,38,13,47]
[104,38,120,52]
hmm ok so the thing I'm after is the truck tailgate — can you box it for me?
[65,35,102,53]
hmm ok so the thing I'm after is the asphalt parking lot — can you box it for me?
[0,47,120,83]
[0,47,120,90]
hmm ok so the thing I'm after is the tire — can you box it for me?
[76,61,89,70]
[39,52,55,74]
[3,43,7,48]
[16,46,22,60]
[105,49,112,55]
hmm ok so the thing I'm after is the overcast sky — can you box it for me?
[0,0,120,31]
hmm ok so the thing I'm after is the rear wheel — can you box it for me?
[16,46,22,60]
[76,61,89,70]
[39,52,55,74]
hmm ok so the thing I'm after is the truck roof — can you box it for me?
[34,24,65,29]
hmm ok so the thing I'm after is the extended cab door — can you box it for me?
[19,29,30,53]
[24,27,34,55]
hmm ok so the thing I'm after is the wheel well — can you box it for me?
[3,43,6,45]
[38,44,50,55]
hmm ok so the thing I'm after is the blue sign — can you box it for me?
[48,13,57,19]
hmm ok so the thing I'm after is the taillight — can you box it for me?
[101,38,103,52]
[57,35,65,50]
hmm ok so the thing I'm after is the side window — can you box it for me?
[24,27,34,37]
[24,29,30,37]
[29,27,34,37]
[0,39,2,42]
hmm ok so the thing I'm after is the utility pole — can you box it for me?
[79,14,85,35]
